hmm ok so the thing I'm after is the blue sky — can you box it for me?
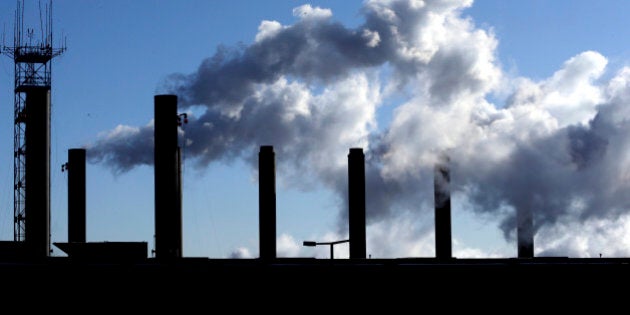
[1,0,629,258]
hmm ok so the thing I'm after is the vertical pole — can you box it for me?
[348,148,366,259]
[154,94,182,259]
[68,148,86,243]
[259,145,276,260]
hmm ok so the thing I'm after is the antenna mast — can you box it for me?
[1,0,66,244]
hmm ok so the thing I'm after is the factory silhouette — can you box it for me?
[1,1,629,287]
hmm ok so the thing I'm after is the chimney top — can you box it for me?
[260,145,274,152]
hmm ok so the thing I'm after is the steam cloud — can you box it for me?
[88,0,630,257]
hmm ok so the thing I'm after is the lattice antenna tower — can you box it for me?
[1,0,66,241]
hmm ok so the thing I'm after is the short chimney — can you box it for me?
[517,207,534,258]
[67,148,86,243]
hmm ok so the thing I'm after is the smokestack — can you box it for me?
[348,148,366,259]
[517,207,534,258]
[154,94,182,259]
[67,148,86,243]
[24,87,51,257]
[434,156,452,259]
[258,145,276,260]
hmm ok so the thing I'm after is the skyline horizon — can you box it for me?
[1,0,629,259]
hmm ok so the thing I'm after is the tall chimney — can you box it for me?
[434,156,452,259]
[154,95,182,259]
[258,145,276,260]
[517,207,534,258]
[67,148,86,243]
[348,148,366,259]
[24,87,51,257]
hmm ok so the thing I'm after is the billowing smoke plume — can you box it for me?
[88,0,630,257]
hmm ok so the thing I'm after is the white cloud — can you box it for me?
[292,4,332,21]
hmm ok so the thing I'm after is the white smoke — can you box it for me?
[88,0,630,257]
[276,233,303,257]
[233,219,502,259]
[536,212,630,257]
[229,247,253,259]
